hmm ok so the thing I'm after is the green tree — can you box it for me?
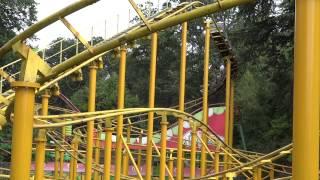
[0,0,37,65]
[229,0,294,152]
[70,72,140,111]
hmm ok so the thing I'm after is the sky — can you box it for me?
[35,0,166,48]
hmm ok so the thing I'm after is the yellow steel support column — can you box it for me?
[228,81,234,146]
[159,115,168,180]
[10,81,39,180]
[224,58,231,145]
[253,167,258,180]
[293,0,320,179]
[190,122,197,178]
[123,120,131,176]
[59,152,65,177]
[104,125,114,180]
[214,148,220,176]
[94,131,101,180]
[85,63,98,180]
[168,150,174,177]
[54,146,60,179]
[258,167,262,180]
[200,20,211,176]
[269,165,274,180]
[60,127,66,178]
[146,33,158,180]
[223,58,231,180]
[69,143,75,180]
[35,90,50,180]
[253,166,262,180]
[122,148,128,176]
[73,137,80,180]
[72,147,79,180]
[177,21,188,180]
[115,47,127,180]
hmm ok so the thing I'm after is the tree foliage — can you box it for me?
[0,0,37,65]
[228,0,294,152]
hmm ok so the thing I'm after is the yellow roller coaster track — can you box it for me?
[0,0,319,180]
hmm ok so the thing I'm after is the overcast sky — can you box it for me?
[35,0,166,48]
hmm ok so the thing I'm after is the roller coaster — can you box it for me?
[0,0,319,179]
